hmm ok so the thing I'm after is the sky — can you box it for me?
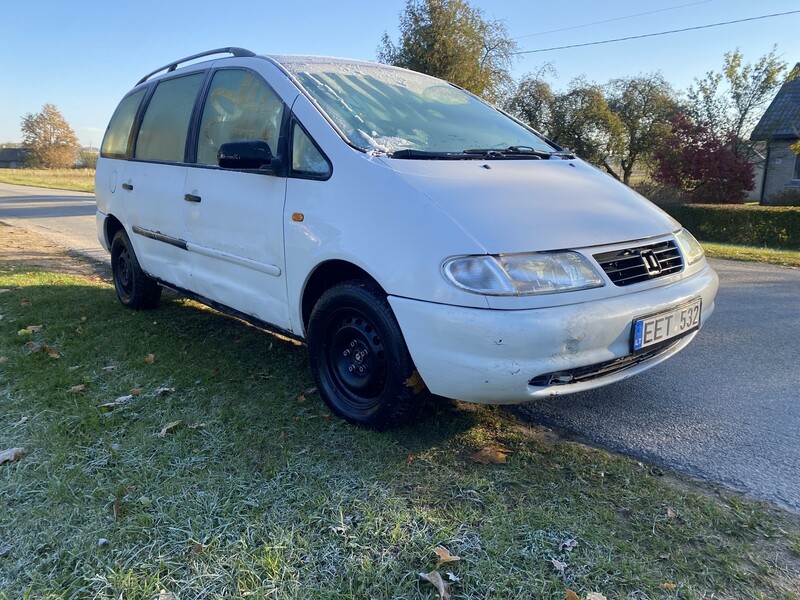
[2,0,799,147]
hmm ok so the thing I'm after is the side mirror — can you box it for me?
[217,140,277,171]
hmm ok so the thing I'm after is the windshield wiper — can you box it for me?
[462,146,575,160]
[389,149,467,160]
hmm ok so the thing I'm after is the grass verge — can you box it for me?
[1,260,799,598]
[0,168,95,193]
[702,242,800,268]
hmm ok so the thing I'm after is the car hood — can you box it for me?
[381,157,679,254]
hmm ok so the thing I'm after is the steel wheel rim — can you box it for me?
[325,308,388,410]
[115,248,133,298]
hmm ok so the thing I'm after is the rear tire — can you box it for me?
[110,230,162,309]
[307,280,428,429]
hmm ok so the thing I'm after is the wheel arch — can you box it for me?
[300,260,383,335]
[104,214,125,249]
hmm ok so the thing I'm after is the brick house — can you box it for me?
[750,64,800,204]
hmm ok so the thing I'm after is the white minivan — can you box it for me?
[96,47,718,428]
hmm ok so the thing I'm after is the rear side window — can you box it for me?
[196,69,284,166]
[135,73,204,162]
[100,89,146,159]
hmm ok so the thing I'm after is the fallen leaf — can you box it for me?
[667,508,678,519]
[144,353,155,364]
[405,454,415,466]
[565,591,579,600]
[127,388,141,396]
[0,447,26,465]
[69,384,87,393]
[188,422,206,430]
[419,571,450,600]
[12,416,28,428]
[303,386,317,395]
[102,365,117,372]
[157,420,183,437]
[24,341,41,353]
[68,365,82,371]
[0,289,10,294]
[559,538,579,553]
[446,572,460,582]
[21,299,31,307]
[469,446,509,465]
[433,545,461,568]
[550,558,568,573]
[44,344,61,359]
[80,316,87,322]
[661,582,677,591]
[190,542,208,554]
[405,371,426,394]
[0,356,8,364]
[155,386,175,395]
[586,594,608,600]
[17,328,33,336]
[26,325,44,333]
[75,326,83,335]
[99,395,133,412]
[156,590,177,600]
[297,394,307,403]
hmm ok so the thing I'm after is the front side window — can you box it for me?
[101,89,146,158]
[135,73,204,162]
[196,69,285,166]
[277,57,555,156]
[292,123,330,178]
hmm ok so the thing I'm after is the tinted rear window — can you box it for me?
[135,73,204,162]
[100,89,146,159]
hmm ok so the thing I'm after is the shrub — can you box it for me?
[632,181,690,205]
[661,204,800,250]
[768,189,800,207]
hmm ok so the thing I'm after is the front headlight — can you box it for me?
[443,251,604,296]
[675,228,705,265]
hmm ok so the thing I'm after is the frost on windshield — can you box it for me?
[277,56,554,155]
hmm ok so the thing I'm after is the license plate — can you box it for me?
[632,298,702,351]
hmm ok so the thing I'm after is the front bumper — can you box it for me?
[389,263,718,404]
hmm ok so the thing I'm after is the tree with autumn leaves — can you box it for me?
[20,104,80,169]
[379,2,793,203]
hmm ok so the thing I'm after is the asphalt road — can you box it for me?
[0,182,104,262]
[1,182,799,511]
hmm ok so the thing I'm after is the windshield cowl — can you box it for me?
[388,147,575,160]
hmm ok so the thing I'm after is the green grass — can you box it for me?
[702,242,800,267]
[0,168,95,193]
[1,267,799,599]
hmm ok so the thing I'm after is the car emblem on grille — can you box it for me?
[639,249,662,275]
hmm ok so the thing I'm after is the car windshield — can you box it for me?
[276,57,557,157]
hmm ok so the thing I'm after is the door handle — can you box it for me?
[184,194,202,203]
[121,183,133,191]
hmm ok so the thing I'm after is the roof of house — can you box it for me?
[0,148,28,163]
[751,63,800,141]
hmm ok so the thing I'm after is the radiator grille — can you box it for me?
[593,240,683,286]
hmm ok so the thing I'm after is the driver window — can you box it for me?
[196,69,284,166]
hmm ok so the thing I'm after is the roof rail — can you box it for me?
[136,47,256,85]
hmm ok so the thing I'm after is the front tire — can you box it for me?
[307,280,428,429]
[110,230,162,309]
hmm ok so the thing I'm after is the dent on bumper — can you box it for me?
[389,264,719,404]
